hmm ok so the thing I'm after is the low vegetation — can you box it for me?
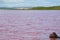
[30,6,60,10]
[0,6,60,10]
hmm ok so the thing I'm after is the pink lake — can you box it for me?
[0,10,60,40]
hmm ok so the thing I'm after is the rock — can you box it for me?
[49,32,58,38]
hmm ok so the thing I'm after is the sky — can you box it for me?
[0,0,60,7]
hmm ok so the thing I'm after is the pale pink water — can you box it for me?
[0,10,60,40]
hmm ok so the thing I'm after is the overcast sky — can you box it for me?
[0,0,60,7]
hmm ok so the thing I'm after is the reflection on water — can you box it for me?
[50,38,60,40]
[57,38,60,40]
[50,38,57,40]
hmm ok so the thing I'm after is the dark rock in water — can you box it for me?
[49,32,58,38]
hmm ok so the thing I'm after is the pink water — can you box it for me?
[0,10,60,40]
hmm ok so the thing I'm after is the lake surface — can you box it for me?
[0,10,60,40]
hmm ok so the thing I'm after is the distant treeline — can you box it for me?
[0,6,60,10]
[30,6,60,10]
[0,7,17,10]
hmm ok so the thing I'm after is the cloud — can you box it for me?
[3,0,24,2]
[0,0,25,7]
[0,0,60,7]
